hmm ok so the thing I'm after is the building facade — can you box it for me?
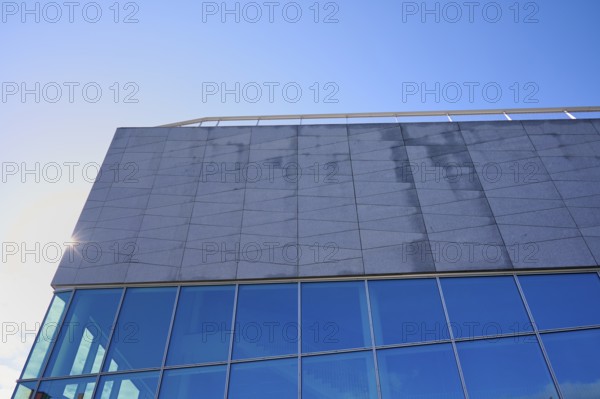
[13,116,600,398]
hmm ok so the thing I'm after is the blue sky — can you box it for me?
[1,0,600,395]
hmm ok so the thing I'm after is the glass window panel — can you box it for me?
[519,273,600,330]
[228,358,297,398]
[302,282,370,353]
[37,377,96,399]
[12,382,36,399]
[45,289,122,377]
[542,329,600,398]
[442,276,533,339]
[104,287,176,372]
[233,284,297,359]
[369,279,448,345]
[96,371,159,399]
[378,344,464,399]
[457,336,559,399]
[302,351,377,399]
[158,365,226,399]
[22,291,71,379]
[167,285,235,366]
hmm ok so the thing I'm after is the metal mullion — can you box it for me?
[89,287,127,399]
[32,289,77,395]
[436,277,470,399]
[224,284,239,399]
[298,282,302,399]
[513,275,564,399]
[154,286,181,399]
[364,281,382,399]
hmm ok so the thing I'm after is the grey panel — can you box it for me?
[52,120,600,286]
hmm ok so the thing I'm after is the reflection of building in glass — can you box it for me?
[13,114,600,398]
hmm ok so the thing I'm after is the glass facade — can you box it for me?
[14,272,600,398]
[377,344,464,398]
[166,286,235,366]
[20,291,71,379]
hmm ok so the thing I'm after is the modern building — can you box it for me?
[13,108,600,399]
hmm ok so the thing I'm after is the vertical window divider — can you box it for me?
[364,280,382,399]
[89,287,127,399]
[436,277,470,399]
[32,289,77,395]
[154,286,181,399]
[513,275,564,399]
[298,282,302,399]
[224,284,240,399]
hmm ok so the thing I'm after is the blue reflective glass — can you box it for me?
[458,336,558,399]
[12,382,36,399]
[302,351,377,399]
[45,289,122,377]
[228,358,297,398]
[378,344,464,399]
[158,365,226,399]
[96,371,159,399]
[302,282,370,353]
[22,291,71,379]
[369,279,448,345]
[542,329,600,398]
[233,284,297,359]
[38,376,96,399]
[167,286,235,366]
[519,273,600,330]
[442,276,533,339]
[104,287,176,372]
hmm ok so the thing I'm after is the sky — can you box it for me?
[1,0,600,396]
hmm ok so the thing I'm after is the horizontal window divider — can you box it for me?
[452,332,536,343]
[300,347,372,358]
[373,340,454,351]
[52,267,600,292]
[537,324,600,335]
[162,361,229,371]
[17,366,163,383]
[229,354,298,364]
